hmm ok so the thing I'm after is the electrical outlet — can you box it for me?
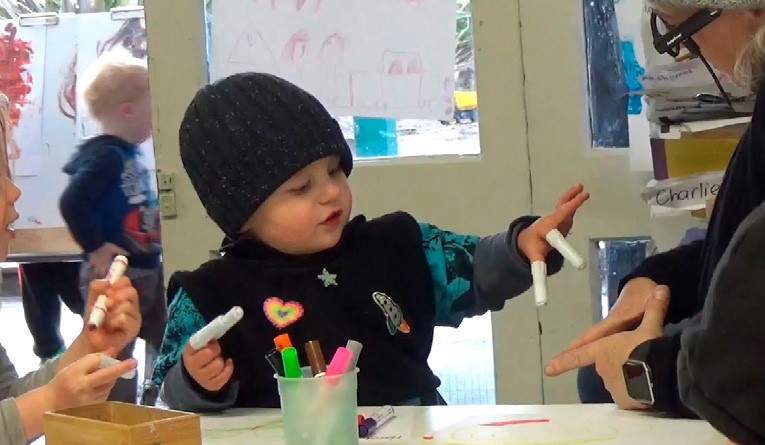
[159,192,177,218]
[157,172,174,191]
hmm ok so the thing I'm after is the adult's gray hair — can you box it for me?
[649,0,765,91]
[648,0,765,8]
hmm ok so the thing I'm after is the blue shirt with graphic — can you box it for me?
[60,135,161,269]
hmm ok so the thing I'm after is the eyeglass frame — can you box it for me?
[649,8,734,111]
[650,8,722,57]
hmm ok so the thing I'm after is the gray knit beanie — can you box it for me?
[649,0,765,8]
[179,73,353,238]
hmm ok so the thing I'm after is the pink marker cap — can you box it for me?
[325,347,352,376]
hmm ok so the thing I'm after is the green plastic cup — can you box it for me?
[276,368,359,445]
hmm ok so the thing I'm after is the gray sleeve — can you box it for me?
[0,399,26,445]
[467,216,564,314]
[160,361,238,412]
[0,345,58,445]
[677,203,765,445]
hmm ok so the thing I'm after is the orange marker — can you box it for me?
[274,333,292,352]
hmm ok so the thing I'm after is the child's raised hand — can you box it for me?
[42,349,137,412]
[183,339,234,392]
[517,184,589,263]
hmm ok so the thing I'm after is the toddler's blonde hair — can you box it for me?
[79,49,149,121]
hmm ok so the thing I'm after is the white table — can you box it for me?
[199,404,727,444]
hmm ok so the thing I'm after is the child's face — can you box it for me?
[121,90,153,144]
[241,155,352,255]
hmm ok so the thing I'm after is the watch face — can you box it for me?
[623,360,655,406]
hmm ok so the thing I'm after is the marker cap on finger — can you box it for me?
[531,261,548,307]
[545,229,586,270]
[99,354,136,380]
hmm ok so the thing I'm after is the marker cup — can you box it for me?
[276,368,359,445]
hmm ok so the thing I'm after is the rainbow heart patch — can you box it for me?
[263,297,304,329]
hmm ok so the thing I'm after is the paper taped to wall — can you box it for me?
[641,171,724,210]
[210,0,457,121]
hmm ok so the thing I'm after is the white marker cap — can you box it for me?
[99,354,136,380]
[545,229,586,270]
[106,255,129,284]
[531,261,548,307]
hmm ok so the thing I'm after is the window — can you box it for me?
[596,238,653,318]
[339,0,480,159]
[206,0,480,160]
[583,0,647,150]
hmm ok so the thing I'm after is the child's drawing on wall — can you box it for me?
[0,93,22,164]
[58,18,147,125]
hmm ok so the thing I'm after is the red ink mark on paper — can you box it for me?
[480,419,550,427]
[388,60,405,75]
[58,52,77,120]
[407,58,423,74]
[281,29,310,63]
[320,33,345,56]
[0,23,33,127]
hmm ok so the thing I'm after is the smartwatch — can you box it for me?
[622,340,655,406]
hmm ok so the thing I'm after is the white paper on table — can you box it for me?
[201,411,284,444]
[359,407,416,443]
[428,413,726,445]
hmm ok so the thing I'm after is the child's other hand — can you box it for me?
[517,184,589,262]
[183,340,234,392]
[43,349,137,412]
[88,243,129,278]
[84,276,141,353]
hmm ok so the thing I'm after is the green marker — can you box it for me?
[281,346,302,378]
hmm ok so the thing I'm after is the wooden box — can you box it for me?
[44,402,201,445]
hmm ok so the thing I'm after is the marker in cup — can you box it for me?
[265,348,285,377]
[345,340,363,373]
[274,333,293,352]
[305,340,327,376]
[281,347,302,378]
[87,255,129,330]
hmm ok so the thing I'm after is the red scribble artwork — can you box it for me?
[281,29,310,63]
[0,23,33,128]
[58,52,77,120]
[480,419,551,427]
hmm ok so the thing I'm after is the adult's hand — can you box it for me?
[545,286,670,409]
[557,277,659,357]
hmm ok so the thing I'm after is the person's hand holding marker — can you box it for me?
[81,255,141,355]
[517,184,590,306]
[87,255,129,330]
[184,306,244,392]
